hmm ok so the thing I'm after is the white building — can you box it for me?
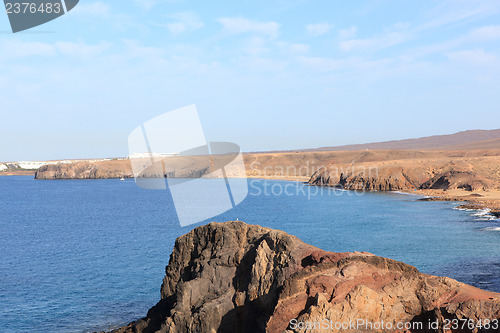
[128,153,178,159]
[0,158,120,171]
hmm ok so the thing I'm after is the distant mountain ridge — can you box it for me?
[309,129,500,152]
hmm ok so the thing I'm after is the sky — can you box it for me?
[0,0,499,161]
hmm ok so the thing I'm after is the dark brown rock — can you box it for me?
[111,221,500,333]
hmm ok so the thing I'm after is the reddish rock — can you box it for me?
[111,221,500,333]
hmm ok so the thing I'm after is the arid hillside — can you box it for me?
[301,128,500,152]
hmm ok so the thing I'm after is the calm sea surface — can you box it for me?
[1,176,499,332]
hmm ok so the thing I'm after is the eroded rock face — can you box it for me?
[308,167,419,191]
[112,221,500,333]
[35,163,133,179]
[308,163,498,192]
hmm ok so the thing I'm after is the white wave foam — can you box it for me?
[481,227,500,232]
[453,207,497,221]
[472,209,497,220]
[391,191,419,196]
[453,207,476,212]
[472,208,491,216]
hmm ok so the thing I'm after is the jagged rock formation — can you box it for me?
[420,170,493,191]
[112,221,500,333]
[308,167,420,191]
[308,159,500,192]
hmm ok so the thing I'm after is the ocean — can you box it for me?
[1,176,499,332]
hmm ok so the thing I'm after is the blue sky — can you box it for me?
[1,0,499,161]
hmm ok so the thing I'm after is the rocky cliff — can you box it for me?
[34,150,500,191]
[35,162,133,179]
[308,158,500,192]
[112,221,500,333]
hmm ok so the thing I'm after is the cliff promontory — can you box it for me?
[34,161,134,179]
[112,221,500,333]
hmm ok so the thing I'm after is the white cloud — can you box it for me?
[447,49,498,65]
[406,25,500,60]
[217,17,280,39]
[276,42,310,55]
[243,37,268,55]
[0,40,55,58]
[339,32,407,52]
[72,1,141,32]
[132,0,159,10]
[289,43,310,54]
[55,42,111,59]
[296,55,394,74]
[133,0,185,10]
[0,39,111,61]
[165,12,204,35]
[417,0,500,32]
[297,56,348,71]
[467,25,500,41]
[72,1,111,17]
[393,22,411,30]
[239,56,288,72]
[306,23,332,36]
[121,39,165,60]
[338,26,357,39]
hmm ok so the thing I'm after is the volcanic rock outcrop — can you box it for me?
[112,221,500,333]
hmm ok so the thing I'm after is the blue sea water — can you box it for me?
[1,176,499,333]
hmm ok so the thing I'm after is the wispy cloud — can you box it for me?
[242,37,269,55]
[447,49,498,65]
[71,1,142,32]
[0,40,55,58]
[305,23,332,36]
[467,25,500,41]
[132,0,161,10]
[276,41,310,55]
[417,0,500,32]
[289,43,310,54]
[297,56,349,71]
[0,40,111,60]
[55,41,111,59]
[72,1,111,17]
[164,12,204,35]
[338,26,357,39]
[339,31,408,52]
[405,25,500,59]
[217,17,281,39]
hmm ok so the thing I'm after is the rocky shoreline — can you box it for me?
[108,221,500,333]
[32,149,500,226]
[307,165,500,219]
[416,197,500,217]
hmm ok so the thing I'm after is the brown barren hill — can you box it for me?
[305,129,500,152]
[445,137,500,150]
[111,221,500,333]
